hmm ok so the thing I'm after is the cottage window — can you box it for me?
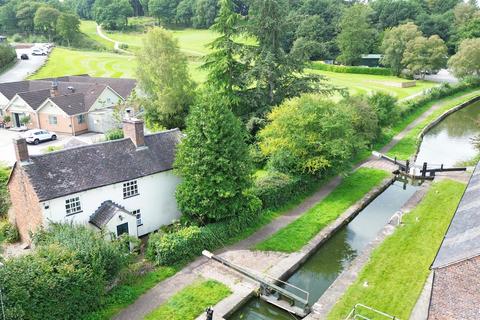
[123,180,138,198]
[77,114,86,124]
[48,115,57,125]
[132,209,142,226]
[65,196,82,215]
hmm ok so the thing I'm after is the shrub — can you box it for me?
[105,128,124,141]
[11,34,22,42]
[310,61,393,76]
[252,171,315,210]
[0,44,16,71]
[119,43,129,49]
[0,244,104,320]
[368,92,398,127]
[3,115,11,124]
[32,223,130,281]
[19,115,30,126]
[146,208,260,266]
[0,166,10,217]
[0,220,19,243]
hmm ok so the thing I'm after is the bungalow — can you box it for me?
[7,117,182,242]
[0,75,136,134]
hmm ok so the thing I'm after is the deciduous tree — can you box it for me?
[448,38,480,79]
[56,13,80,46]
[34,6,61,41]
[402,35,448,78]
[136,27,195,129]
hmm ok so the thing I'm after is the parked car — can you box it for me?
[24,129,57,145]
[20,53,28,60]
[31,48,46,56]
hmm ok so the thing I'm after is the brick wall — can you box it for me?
[38,112,73,134]
[429,255,480,319]
[8,165,44,242]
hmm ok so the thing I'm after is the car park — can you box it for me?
[20,53,28,60]
[31,48,46,56]
[23,129,57,145]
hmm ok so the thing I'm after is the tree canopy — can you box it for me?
[448,38,480,79]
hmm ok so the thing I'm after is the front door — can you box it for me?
[13,113,20,127]
[116,222,129,237]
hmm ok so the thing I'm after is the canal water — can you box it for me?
[415,100,480,167]
[230,180,419,320]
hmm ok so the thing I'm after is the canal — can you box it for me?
[229,98,480,320]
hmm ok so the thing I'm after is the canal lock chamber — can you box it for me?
[229,180,420,320]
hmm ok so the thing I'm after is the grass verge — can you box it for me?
[327,179,466,320]
[144,279,231,320]
[80,20,114,50]
[83,264,177,320]
[387,90,480,160]
[255,168,390,253]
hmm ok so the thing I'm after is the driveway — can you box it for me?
[0,45,48,83]
[0,129,104,166]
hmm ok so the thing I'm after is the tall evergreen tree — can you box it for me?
[174,88,260,223]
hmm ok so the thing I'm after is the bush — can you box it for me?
[0,244,104,320]
[0,166,10,217]
[146,209,260,266]
[0,220,19,243]
[0,44,16,71]
[252,171,315,210]
[11,34,22,42]
[119,43,129,49]
[368,92,398,127]
[310,61,393,76]
[32,223,130,281]
[105,128,124,141]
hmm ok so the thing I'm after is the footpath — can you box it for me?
[96,24,131,54]
[114,91,479,320]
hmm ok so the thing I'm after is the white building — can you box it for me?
[8,118,182,241]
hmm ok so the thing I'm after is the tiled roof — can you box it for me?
[21,129,182,201]
[89,201,132,228]
[432,161,480,269]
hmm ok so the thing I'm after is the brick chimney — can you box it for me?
[50,80,59,97]
[13,138,29,162]
[122,118,145,148]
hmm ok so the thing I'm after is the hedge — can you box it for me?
[310,61,393,76]
[0,44,16,72]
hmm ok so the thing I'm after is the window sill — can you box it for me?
[66,211,83,217]
[123,194,139,200]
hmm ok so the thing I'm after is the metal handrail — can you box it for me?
[345,304,400,320]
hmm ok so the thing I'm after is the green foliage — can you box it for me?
[105,128,124,140]
[0,165,11,217]
[0,244,104,320]
[144,280,231,320]
[174,88,259,223]
[146,208,260,265]
[327,180,466,320]
[381,22,422,75]
[56,13,81,46]
[0,220,19,243]
[34,6,60,40]
[136,27,195,129]
[310,62,393,76]
[0,43,16,71]
[448,38,480,79]
[42,145,63,153]
[252,171,316,210]
[337,4,376,66]
[402,35,448,78]
[368,91,399,127]
[259,94,357,176]
[32,223,131,281]
[19,115,30,125]
[93,0,133,30]
[255,168,389,252]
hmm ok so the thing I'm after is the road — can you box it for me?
[0,46,48,83]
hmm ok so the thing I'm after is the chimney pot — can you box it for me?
[122,118,145,148]
[13,138,29,162]
[50,80,59,97]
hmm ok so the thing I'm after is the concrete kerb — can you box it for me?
[211,176,396,319]
[305,181,432,320]
[412,94,480,163]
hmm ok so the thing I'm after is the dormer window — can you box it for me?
[123,180,139,198]
[65,196,82,215]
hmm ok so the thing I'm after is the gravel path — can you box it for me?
[96,24,131,55]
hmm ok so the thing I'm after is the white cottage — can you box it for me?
[7,118,182,242]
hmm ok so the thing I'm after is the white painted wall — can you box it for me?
[0,93,9,115]
[90,88,123,111]
[6,95,33,113]
[41,170,181,237]
[87,108,116,133]
[38,100,67,115]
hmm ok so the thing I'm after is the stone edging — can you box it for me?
[218,176,396,319]
[412,95,480,163]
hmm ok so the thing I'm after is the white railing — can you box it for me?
[345,304,400,320]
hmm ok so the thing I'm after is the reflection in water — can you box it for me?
[229,181,418,320]
[416,101,480,167]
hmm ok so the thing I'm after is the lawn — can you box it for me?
[82,265,177,320]
[255,168,390,253]
[80,20,115,50]
[327,179,466,320]
[143,280,231,320]
[387,89,480,160]
[308,69,437,100]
